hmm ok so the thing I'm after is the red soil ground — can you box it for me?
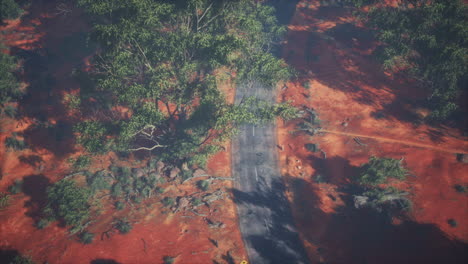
[278,1,468,264]
[0,2,245,264]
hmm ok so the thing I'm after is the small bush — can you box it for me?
[305,143,318,152]
[8,179,23,194]
[5,135,27,151]
[115,218,132,234]
[79,231,95,244]
[448,219,457,227]
[357,156,407,186]
[70,155,91,170]
[192,198,202,207]
[132,196,142,204]
[155,187,164,194]
[162,197,174,207]
[163,256,175,264]
[0,0,23,21]
[303,81,311,90]
[454,184,467,193]
[10,254,34,264]
[0,192,10,209]
[197,180,210,191]
[35,218,51,229]
[314,174,328,184]
[114,201,125,210]
[64,93,81,110]
[180,169,193,181]
[3,105,17,118]
[111,183,123,198]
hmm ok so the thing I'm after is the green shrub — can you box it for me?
[10,254,34,264]
[111,183,123,198]
[163,256,175,264]
[87,171,112,193]
[454,184,467,193]
[448,219,457,227]
[0,0,23,21]
[8,179,23,194]
[155,187,164,194]
[79,231,95,244]
[0,192,10,209]
[44,179,91,228]
[114,201,125,210]
[115,218,132,234]
[197,180,210,191]
[69,155,91,170]
[357,156,407,186]
[2,105,17,118]
[162,197,174,207]
[35,218,51,229]
[305,143,318,152]
[192,198,202,207]
[5,135,26,151]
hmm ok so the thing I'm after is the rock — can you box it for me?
[156,161,165,172]
[353,195,369,209]
[341,122,348,127]
[277,144,284,151]
[169,167,180,179]
[177,197,190,210]
[456,154,468,163]
[208,221,225,229]
[132,168,145,178]
[193,169,207,177]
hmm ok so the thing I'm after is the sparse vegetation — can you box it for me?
[44,179,91,229]
[8,179,23,194]
[0,192,10,209]
[162,197,174,207]
[69,155,91,170]
[79,231,95,244]
[5,133,27,151]
[114,201,125,210]
[357,156,407,186]
[115,218,132,234]
[197,180,210,191]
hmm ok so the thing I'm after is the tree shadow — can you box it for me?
[22,120,76,157]
[231,177,310,264]
[288,176,468,264]
[307,155,360,185]
[22,174,51,222]
[18,154,43,167]
[0,248,26,263]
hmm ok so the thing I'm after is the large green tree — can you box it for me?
[361,0,468,119]
[75,0,294,166]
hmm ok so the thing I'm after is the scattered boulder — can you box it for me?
[132,168,145,178]
[193,169,207,178]
[169,167,180,179]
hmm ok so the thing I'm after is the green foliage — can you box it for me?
[75,0,292,166]
[344,0,378,7]
[114,201,125,210]
[4,133,27,151]
[192,197,202,207]
[362,0,468,119]
[362,186,411,211]
[357,156,407,186]
[115,218,132,234]
[305,143,318,152]
[35,218,51,229]
[74,121,108,154]
[162,197,174,207]
[10,254,35,264]
[448,219,458,227]
[197,180,210,191]
[0,192,10,209]
[44,179,91,228]
[69,155,91,170]
[64,93,81,110]
[111,182,123,198]
[454,184,467,193]
[79,231,95,244]
[8,179,23,194]
[0,0,23,21]
[163,256,175,264]
[2,104,17,118]
[0,43,21,106]
[87,170,113,193]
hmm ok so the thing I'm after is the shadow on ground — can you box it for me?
[286,175,468,264]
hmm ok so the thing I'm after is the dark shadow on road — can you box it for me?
[231,177,309,264]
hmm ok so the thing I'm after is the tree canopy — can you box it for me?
[356,156,407,186]
[75,0,294,166]
[360,0,468,119]
[0,0,23,22]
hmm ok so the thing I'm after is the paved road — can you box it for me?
[232,82,310,264]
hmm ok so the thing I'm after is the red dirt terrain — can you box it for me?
[0,2,245,264]
[278,1,468,264]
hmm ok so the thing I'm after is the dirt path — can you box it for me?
[321,129,468,154]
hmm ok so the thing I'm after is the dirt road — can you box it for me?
[232,82,310,264]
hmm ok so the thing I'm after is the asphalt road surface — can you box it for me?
[232,82,310,264]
